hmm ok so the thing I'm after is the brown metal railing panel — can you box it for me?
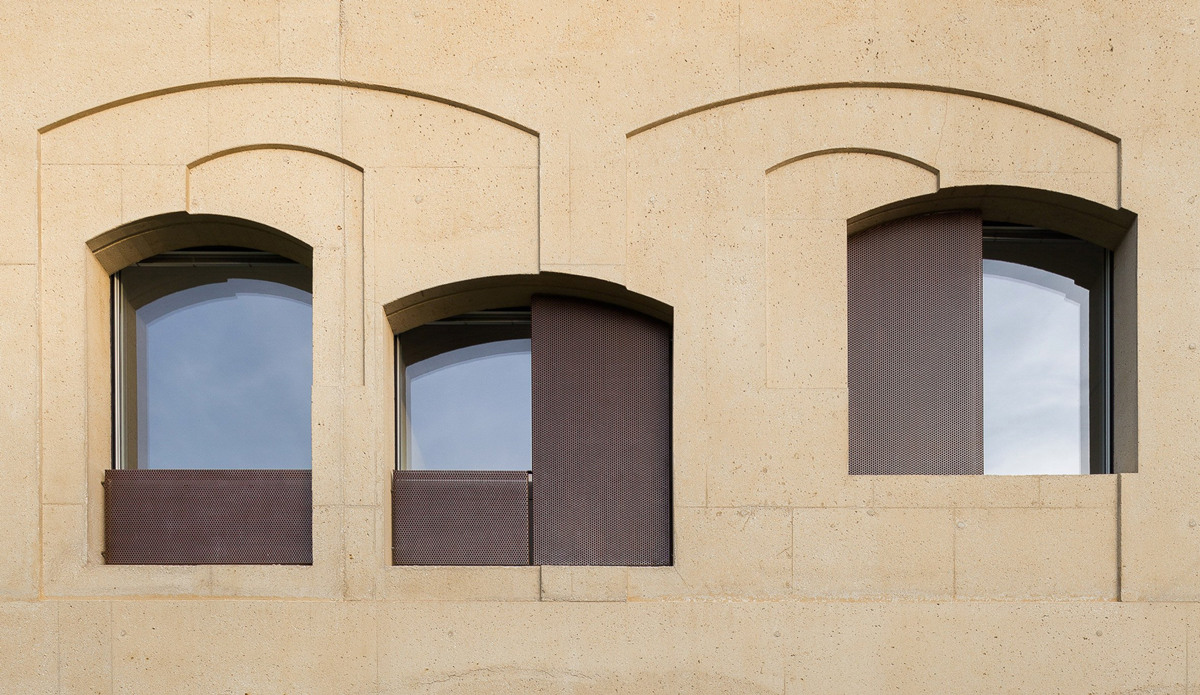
[104,469,312,564]
[392,470,530,566]
[531,295,672,565]
[847,211,984,475]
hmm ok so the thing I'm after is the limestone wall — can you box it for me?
[2,1,1198,691]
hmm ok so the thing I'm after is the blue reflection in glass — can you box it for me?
[137,279,313,469]
[983,260,1089,475]
[405,339,532,471]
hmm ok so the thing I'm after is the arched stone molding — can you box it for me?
[36,80,539,600]
[622,85,1132,598]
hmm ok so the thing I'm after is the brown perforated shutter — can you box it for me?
[104,470,312,564]
[531,296,671,565]
[392,470,530,565]
[847,211,984,475]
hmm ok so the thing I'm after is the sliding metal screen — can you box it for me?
[847,211,985,475]
[531,295,672,565]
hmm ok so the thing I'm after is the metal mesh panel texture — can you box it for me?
[104,469,312,564]
[847,211,984,475]
[392,470,530,565]
[531,295,672,566]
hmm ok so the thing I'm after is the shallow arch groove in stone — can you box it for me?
[87,212,313,274]
[766,147,939,181]
[384,273,673,334]
[626,82,1119,143]
[187,144,364,172]
[39,77,537,136]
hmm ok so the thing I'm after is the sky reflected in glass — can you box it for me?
[983,260,1089,475]
[405,339,532,471]
[137,279,312,469]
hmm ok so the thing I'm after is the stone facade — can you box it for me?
[1,1,1197,692]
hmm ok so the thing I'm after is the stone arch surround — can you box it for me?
[621,84,1131,604]
[36,79,539,599]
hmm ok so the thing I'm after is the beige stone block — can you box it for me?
[10,1,209,122]
[344,505,378,601]
[628,101,768,172]
[119,165,186,223]
[0,162,37,263]
[540,566,629,602]
[568,164,625,266]
[793,507,954,599]
[0,601,57,694]
[341,387,377,507]
[209,0,280,78]
[59,600,112,695]
[206,83,344,158]
[370,165,539,303]
[42,503,213,598]
[312,250,347,389]
[43,90,210,167]
[537,131,572,266]
[538,263,625,286]
[1119,473,1200,602]
[937,94,1119,207]
[39,100,128,166]
[378,601,788,693]
[668,310,708,508]
[706,388,862,508]
[848,601,1187,693]
[766,150,939,221]
[631,506,792,598]
[380,566,541,601]
[279,0,341,78]
[111,600,377,693]
[188,147,359,247]
[954,507,1117,600]
[0,265,39,597]
[311,385,344,506]
[1038,474,1118,508]
[341,88,537,170]
[340,0,569,95]
[765,218,847,390]
[39,250,103,506]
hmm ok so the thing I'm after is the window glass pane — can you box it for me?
[135,278,312,469]
[404,339,532,471]
[983,260,1089,475]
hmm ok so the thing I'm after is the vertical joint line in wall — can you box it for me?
[951,506,958,599]
[35,131,44,598]
[1115,140,1123,210]
[359,173,366,387]
[1115,473,1123,600]
[536,134,543,270]
[108,601,114,692]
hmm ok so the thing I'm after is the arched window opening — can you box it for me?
[390,281,673,568]
[104,242,314,566]
[848,208,1126,476]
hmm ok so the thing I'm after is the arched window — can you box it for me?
[847,202,1129,476]
[103,242,314,565]
[388,277,673,567]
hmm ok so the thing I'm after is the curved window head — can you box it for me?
[113,248,313,470]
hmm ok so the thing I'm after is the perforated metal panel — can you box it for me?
[531,295,672,566]
[392,470,530,565]
[104,469,312,564]
[847,211,984,475]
